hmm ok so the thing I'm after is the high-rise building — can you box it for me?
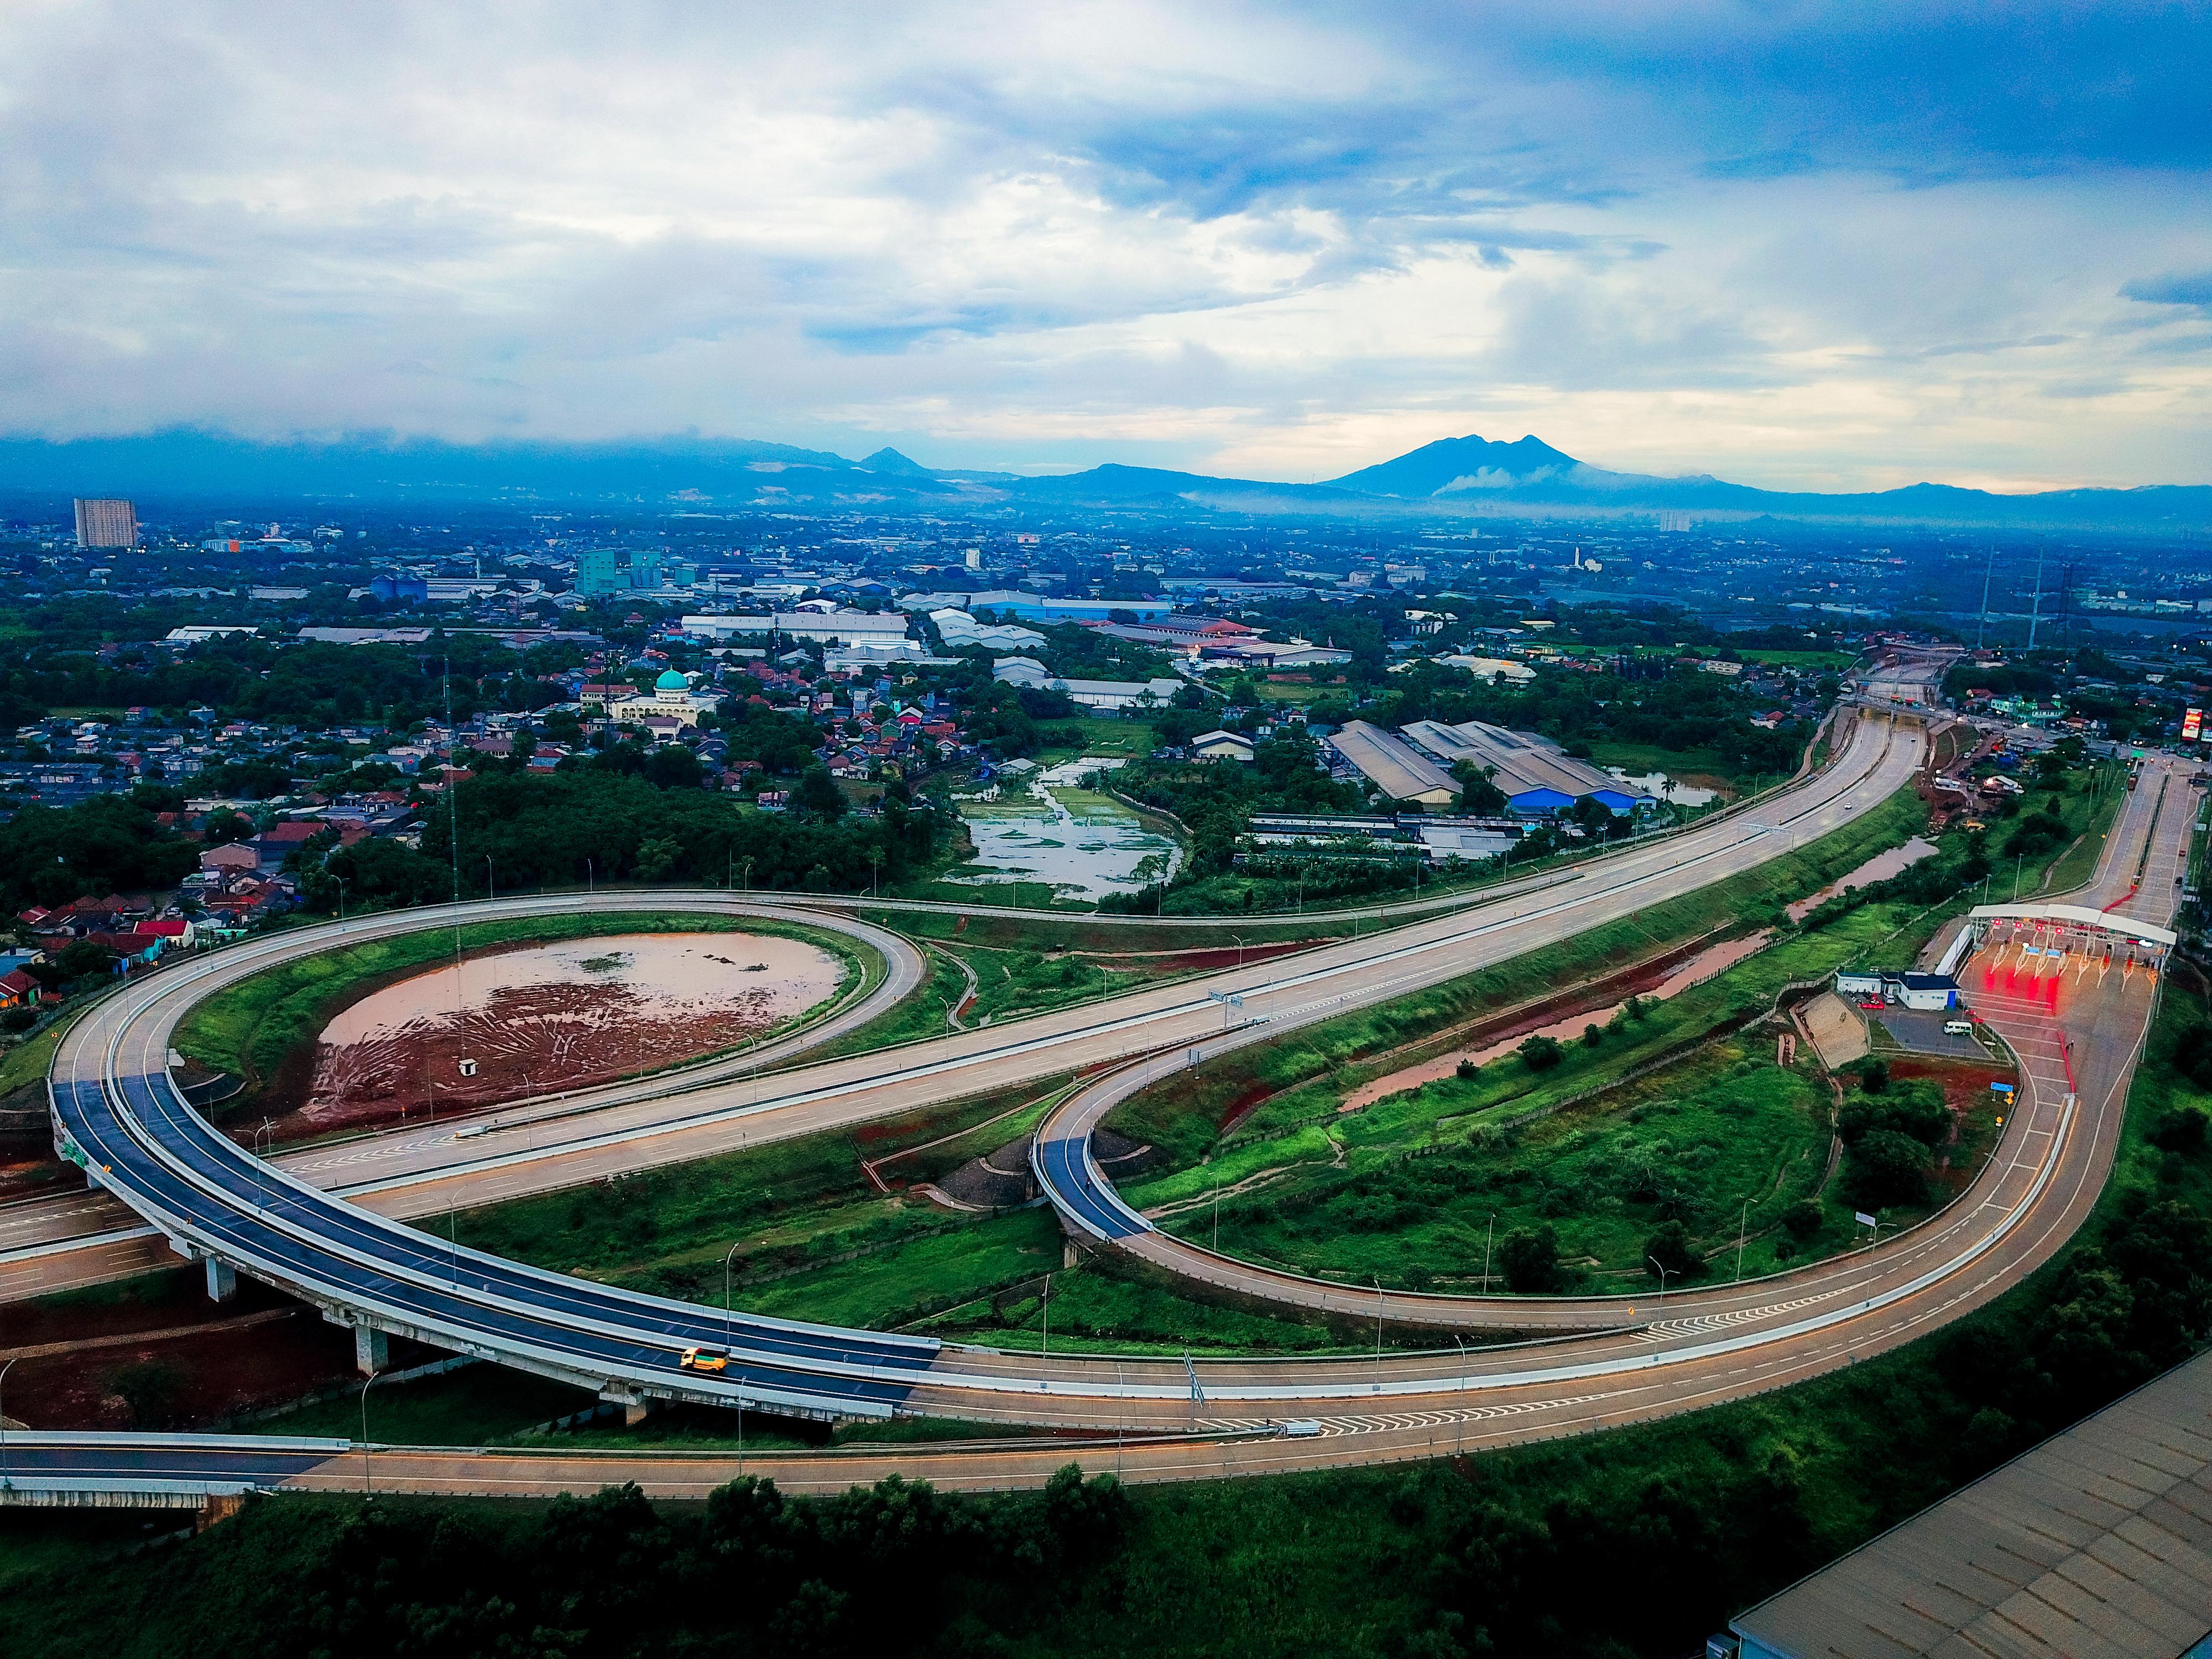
[74,498,138,549]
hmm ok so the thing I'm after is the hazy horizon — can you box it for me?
[3,4,2206,493]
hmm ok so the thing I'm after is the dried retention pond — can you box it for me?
[302,932,846,1130]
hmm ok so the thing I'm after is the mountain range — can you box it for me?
[0,429,2203,531]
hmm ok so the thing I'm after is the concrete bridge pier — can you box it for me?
[354,1325,388,1375]
[204,1257,236,1302]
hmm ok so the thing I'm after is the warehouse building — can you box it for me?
[1325,720,1461,807]
[1728,1347,2212,1659]
[1401,718,1651,816]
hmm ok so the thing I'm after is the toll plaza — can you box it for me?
[1960,901,2176,1012]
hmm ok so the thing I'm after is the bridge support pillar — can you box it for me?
[624,1400,653,1428]
[354,1324,388,1375]
[1063,1237,1081,1270]
[204,1257,237,1303]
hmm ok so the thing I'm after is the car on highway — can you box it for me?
[678,1345,731,1373]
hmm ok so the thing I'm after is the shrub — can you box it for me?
[1519,1035,1564,1073]
[104,1358,186,1428]
[1455,1058,1481,1081]
[1499,1225,1567,1293]
[1839,1082,1950,1146]
[1857,1057,1891,1095]
[1842,1129,1932,1212]
[2148,1105,2209,1155]
[1781,1199,1823,1240]
[1643,1220,1704,1281]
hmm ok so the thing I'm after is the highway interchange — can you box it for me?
[5,693,2199,1504]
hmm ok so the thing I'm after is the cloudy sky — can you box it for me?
[3,2,2207,489]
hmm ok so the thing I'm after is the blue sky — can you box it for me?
[1,2,2206,489]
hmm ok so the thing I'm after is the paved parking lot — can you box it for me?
[1874,1005,1992,1060]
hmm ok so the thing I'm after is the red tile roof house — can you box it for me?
[81,931,163,967]
[134,917,199,949]
[253,820,327,870]
[0,968,43,1009]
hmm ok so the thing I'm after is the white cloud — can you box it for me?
[0,1,2205,486]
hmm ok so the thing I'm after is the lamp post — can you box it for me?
[1373,1278,1385,1377]
[586,856,593,895]
[1648,1255,1672,1303]
[723,1241,742,1344]
[1452,1334,1467,1455]
[251,1119,279,1213]
[1232,933,1245,970]
[1482,1214,1495,1294]
[485,854,494,901]
[359,1368,382,1494]
[335,876,348,924]
[1736,1196,1752,1281]
[0,1355,17,1486]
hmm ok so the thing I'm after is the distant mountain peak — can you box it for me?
[1324,433,1585,498]
[859,447,934,477]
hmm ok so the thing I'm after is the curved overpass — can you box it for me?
[2,898,928,1300]
[23,713,2175,1499]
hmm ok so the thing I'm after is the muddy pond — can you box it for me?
[299,932,846,1131]
[950,757,1183,903]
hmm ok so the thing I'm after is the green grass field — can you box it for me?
[1036,717,1159,763]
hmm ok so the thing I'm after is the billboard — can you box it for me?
[2184,707,2204,743]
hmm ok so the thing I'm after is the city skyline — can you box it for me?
[2,4,2206,494]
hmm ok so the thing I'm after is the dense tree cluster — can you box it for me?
[413,769,945,899]
[0,794,201,909]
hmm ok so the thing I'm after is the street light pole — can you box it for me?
[1482,1214,1495,1293]
[1373,1278,1385,1376]
[0,1355,16,1486]
[359,1369,382,1495]
[485,854,494,901]
[1736,1197,1751,1281]
[1648,1255,1671,1303]
[723,1241,742,1344]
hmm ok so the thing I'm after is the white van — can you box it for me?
[1942,1019,1974,1036]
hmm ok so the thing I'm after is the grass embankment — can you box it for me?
[2031,756,2131,896]
[1114,761,2124,1291]
[436,1069,1366,1361]
[1108,784,1926,1182]
[0,1011,72,1096]
[171,911,875,1123]
[15,988,2209,1657]
[1152,899,2005,1290]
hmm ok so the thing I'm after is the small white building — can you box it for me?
[1189,729,1255,763]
